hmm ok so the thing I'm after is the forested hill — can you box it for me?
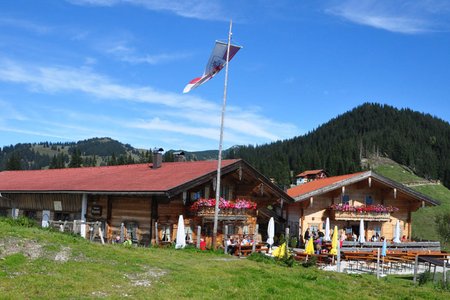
[1,103,449,189]
[226,103,450,188]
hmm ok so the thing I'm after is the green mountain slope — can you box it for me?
[372,158,450,248]
[229,103,450,189]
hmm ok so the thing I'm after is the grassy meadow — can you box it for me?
[374,163,450,250]
[1,219,449,299]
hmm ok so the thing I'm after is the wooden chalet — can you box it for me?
[0,156,292,247]
[295,169,328,185]
[287,171,439,243]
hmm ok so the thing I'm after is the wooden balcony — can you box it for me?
[332,211,391,221]
[192,207,256,220]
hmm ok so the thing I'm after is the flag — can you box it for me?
[183,41,241,93]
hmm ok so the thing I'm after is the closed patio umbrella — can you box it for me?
[358,219,366,243]
[324,217,331,242]
[175,215,186,249]
[329,225,338,255]
[305,238,315,255]
[267,217,274,253]
[393,220,401,243]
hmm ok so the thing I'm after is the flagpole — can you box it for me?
[212,19,232,249]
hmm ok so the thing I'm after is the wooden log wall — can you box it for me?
[2,193,82,211]
[106,196,152,243]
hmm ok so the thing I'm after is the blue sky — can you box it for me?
[1,0,450,151]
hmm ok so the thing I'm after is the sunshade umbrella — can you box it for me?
[329,225,338,255]
[393,220,401,243]
[305,238,315,255]
[324,217,331,242]
[358,219,366,243]
[175,215,186,249]
[267,217,275,253]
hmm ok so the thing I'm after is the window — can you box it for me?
[161,225,171,242]
[365,195,373,205]
[126,222,139,242]
[309,224,319,236]
[23,210,37,220]
[54,212,70,221]
[185,226,193,243]
[0,209,8,217]
[342,195,350,204]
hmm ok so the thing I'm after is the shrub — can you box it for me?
[418,271,432,285]
[1,216,37,228]
[301,256,317,268]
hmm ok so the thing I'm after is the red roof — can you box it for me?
[295,169,325,177]
[0,159,240,193]
[288,172,366,198]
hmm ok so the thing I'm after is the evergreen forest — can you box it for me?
[1,103,450,189]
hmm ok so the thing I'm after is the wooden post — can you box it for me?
[443,258,447,284]
[99,227,105,245]
[196,225,201,249]
[155,222,159,245]
[73,220,77,233]
[413,255,419,284]
[252,224,259,253]
[337,238,341,273]
[285,227,290,257]
[224,225,228,254]
[376,248,380,279]
[120,223,125,243]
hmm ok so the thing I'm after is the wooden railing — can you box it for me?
[193,207,256,217]
[332,211,391,221]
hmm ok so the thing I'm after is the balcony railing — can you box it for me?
[332,211,391,221]
[193,207,255,217]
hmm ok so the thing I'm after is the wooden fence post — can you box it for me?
[337,239,341,273]
[99,227,105,245]
[196,226,201,249]
[443,258,447,285]
[155,222,159,246]
[224,225,228,254]
[120,223,125,243]
[413,255,419,284]
[252,224,259,254]
[376,248,380,280]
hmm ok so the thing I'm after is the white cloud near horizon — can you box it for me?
[68,0,228,21]
[326,0,450,34]
[0,57,299,149]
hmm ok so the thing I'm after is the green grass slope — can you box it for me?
[374,162,450,248]
[1,219,449,299]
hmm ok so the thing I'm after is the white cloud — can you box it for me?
[0,17,51,35]
[0,58,299,149]
[68,0,227,21]
[106,43,190,65]
[326,0,450,34]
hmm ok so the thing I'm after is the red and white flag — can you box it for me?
[183,41,241,93]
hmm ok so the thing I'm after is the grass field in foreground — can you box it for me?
[1,219,449,299]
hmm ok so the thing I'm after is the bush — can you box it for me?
[418,271,432,285]
[301,255,317,268]
[248,252,275,264]
[278,234,285,245]
[1,216,37,228]
[290,237,298,248]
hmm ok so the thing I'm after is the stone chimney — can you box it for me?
[152,148,164,169]
[174,151,186,162]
